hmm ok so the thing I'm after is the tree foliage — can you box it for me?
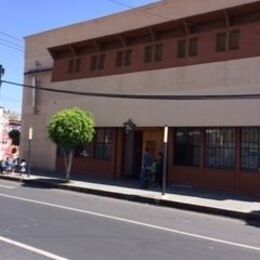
[8,129,20,146]
[48,107,95,180]
[48,107,95,150]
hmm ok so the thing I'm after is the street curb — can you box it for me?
[1,175,260,222]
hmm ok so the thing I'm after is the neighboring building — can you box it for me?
[22,0,260,195]
[0,107,21,159]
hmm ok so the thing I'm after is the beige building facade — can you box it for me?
[22,0,260,195]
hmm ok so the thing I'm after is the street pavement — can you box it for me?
[0,179,259,260]
[0,171,259,222]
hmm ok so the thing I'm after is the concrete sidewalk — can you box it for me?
[0,172,260,222]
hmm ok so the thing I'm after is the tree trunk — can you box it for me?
[65,150,73,181]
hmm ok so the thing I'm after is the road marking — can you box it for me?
[0,235,68,260]
[0,193,259,252]
[0,184,15,189]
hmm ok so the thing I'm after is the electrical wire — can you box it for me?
[0,37,24,49]
[0,30,23,42]
[0,42,24,53]
[1,79,260,100]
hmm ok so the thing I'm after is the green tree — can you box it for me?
[8,129,20,146]
[48,107,95,181]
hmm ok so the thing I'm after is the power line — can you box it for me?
[1,79,260,100]
[0,30,23,42]
[0,42,24,53]
[0,37,24,49]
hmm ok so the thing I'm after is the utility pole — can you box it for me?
[0,65,4,87]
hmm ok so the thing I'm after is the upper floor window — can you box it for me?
[174,128,200,166]
[216,30,240,52]
[229,30,240,50]
[205,128,235,170]
[177,38,198,58]
[90,54,106,71]
[116,49,132,67]
[144,43,163,63]
[67,58,81,74]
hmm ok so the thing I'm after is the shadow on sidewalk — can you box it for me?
[245,211,260,228]
[22,178,69,189]
[30,169,260,203]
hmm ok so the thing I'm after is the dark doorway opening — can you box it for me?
[133,131,143,179]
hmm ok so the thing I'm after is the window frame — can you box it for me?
[154,43,163,61]
[90,54,106,71]
[216,30,240,52]
[205,128,236,170]
[144,45,153,63]
[93,128,113,160]
[229,30,240,50]
[240,127,260,172]
[174,128,201,167]
[189,38,198,57]
[177,39,187,58]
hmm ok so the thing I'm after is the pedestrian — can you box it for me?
[5,157,13,173]
[1,159,6,174]
[140,148,153,188]
[19,159,27,176]
[0,159,3,174]
[155,152,163,187]
[150,159,158,185]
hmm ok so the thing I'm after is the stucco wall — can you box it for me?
[21,0,260,171]
[21,56,260,171]
[23,56,260,125]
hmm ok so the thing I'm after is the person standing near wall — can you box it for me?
[140,148,153,188]
[156,152,163,187]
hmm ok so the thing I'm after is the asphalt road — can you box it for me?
[0,179,259,260]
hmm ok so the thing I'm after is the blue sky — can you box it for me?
[0,0,160,113]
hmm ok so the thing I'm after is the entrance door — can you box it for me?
[133,131,143,178]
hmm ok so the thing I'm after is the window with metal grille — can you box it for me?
[205,128,235,169]
[75,143,93,158]
[241,128,260,172]
[174,128,200,166]
[94,128,113,160]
